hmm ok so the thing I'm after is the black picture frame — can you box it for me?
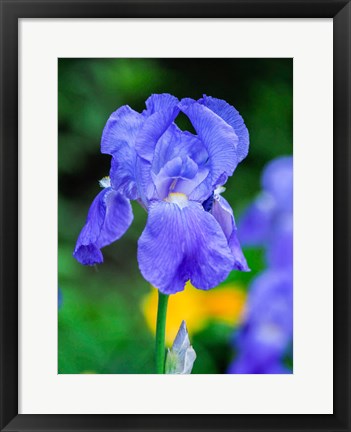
[1,1,350,431]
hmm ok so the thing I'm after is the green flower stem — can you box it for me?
[155,291,169,374]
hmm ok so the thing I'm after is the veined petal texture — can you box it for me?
[101,105,144,199]
[179,98,241,189]
[199,95,249,164]
[135,93,180,161]
[137,199,234,294]
[101,94,179,200]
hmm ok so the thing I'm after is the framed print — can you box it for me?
[1,1,350,431]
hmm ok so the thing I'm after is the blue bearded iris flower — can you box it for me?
[73,94,249,295]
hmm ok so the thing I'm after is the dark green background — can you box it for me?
[58,58,293,374]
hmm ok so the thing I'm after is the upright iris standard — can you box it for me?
[73,94,250,373]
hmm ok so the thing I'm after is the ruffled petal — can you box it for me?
[73,188,133,265]
[144,93,179,116]
[135,94,180,161]
[179,98,239,189]
[199,95,249,164]
[211,195,249,271]
[101,105,144,155]
[101,105,144,199]
[137,200,234,294]
[101,95,180,200]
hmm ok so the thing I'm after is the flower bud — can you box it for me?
[165,321,196,374]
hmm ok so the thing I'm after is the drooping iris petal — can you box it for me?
[73,188,133,265]
[109,145,138,199]
[199,95,249,164]
[179,98,240,189]
[262,156,293,213]
[137,199,234,294]
[135,94,180,161]
[211,195,249,271]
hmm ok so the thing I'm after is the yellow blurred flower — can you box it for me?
[142,282,246,345]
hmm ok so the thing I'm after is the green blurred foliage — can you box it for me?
[58,58,292,374]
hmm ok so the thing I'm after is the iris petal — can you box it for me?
[179,98,239,189]
[73,188,133,265]
[144,93,179,115]
[101,105,144,199]
[101,105,144,155]
[137,200,234,294]
[199,95,249,164]
[109,145,138,199]
[101,95,180,200]
[135,94,180,161]
[151,124,212,201]
[152,124,208,174]
[211,195,249,271]
[152,156,199,200]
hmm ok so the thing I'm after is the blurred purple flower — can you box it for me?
[230,270,292,373]
[239,156,293,270]
[229,156,293,374]
[73,94,250,294]
[228,353,291,374]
